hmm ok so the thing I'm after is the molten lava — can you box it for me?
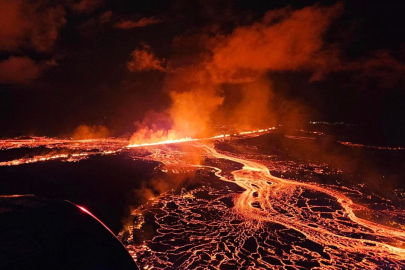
[121,132,405,269]
[1,129,405,269]
[0,137,127,166]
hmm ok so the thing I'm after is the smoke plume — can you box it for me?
[127,44,166,72]
[129,3,343,143]
[72,125,110,139]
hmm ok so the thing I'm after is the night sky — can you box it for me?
[1,0,405,144]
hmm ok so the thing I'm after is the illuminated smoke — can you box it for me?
[0,56,43,84]
[206,3,343,83]
[169,88,224,138]
[129,110,181,145]
[115,17,161,29]
[0,0,65,83]
[0,0,66,52]
[72,125,110,140]
[219,77,276,129]
[71,0,104,14]
[127,44,166,72]
[129,3,343,142]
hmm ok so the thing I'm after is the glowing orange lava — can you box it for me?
[122,134,405,269]
[1,129,404,268]
[0,137,127,166]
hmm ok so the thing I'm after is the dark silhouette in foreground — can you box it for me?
[0,195,139,270]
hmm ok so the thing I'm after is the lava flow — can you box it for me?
[121,135,405,269]
[0,128,274,167]
[0,137,128,166]
[2,130,405,269]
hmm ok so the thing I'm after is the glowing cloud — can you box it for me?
[127,44,166,72]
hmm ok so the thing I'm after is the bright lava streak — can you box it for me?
[126,127,275,148]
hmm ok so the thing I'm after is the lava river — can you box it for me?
[122,140,405,269]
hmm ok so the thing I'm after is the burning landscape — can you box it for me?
[1,0,405,269]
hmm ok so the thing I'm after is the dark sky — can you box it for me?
[1,0,405,143]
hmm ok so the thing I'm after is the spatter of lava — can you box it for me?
[120,141,405,269]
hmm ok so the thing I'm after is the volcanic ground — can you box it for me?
[1,126,405,269]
